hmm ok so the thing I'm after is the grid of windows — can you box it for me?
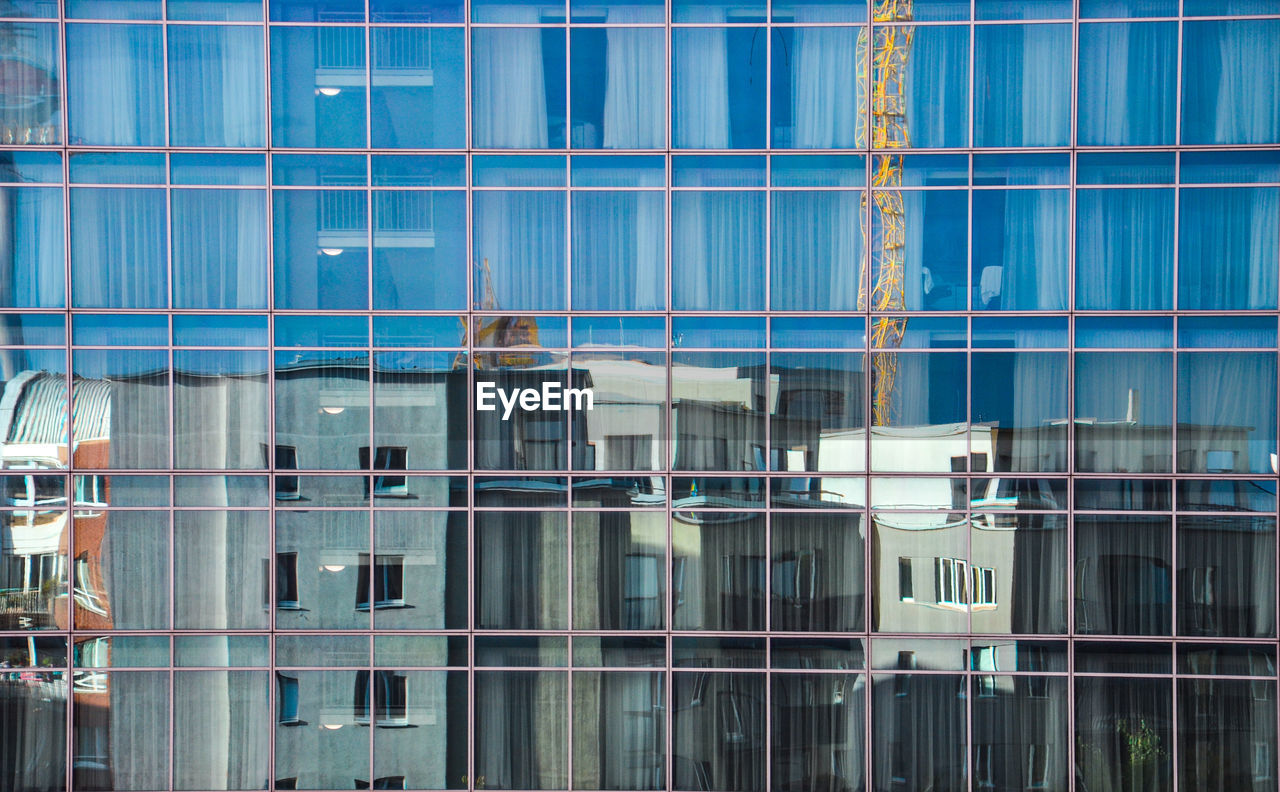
[1,0,1279,790]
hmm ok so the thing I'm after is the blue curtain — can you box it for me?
[167,26,265,147]
[1077,22,1177,146]
[770,190,862,311]
[1,187,64,308]
[172,189,268,309]
[1075,188,1174,310]
[1178,187,1279,310]
[904,25,969,148]
[571,191,663,310]
[672,191,765,310]
[974,188,1069,310]
[1178,352,1277,475]
[1182,20,1280,145]
[70,188,167,308]
[974,24,1071,147]
[66,24,165,146]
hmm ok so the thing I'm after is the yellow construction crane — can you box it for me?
[455,258,540,370]
[856,0,912,427]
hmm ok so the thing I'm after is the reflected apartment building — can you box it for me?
[2,2,1280,792]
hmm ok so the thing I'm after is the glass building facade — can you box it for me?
[1,0,1279,790]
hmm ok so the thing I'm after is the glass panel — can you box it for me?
[1076,642,1171,674]
[173,671,271,791]
[1178,479,1276,513]
[672,191,766,310]
[274,511,369,629]
[0,186,64,307]
[770,27,865,149]
[373,510,467,629]
[1075,515,1172,636]
[273,189,370,310]
[1077,22,1177,146]
[872,513,968,633]
[0,509,68,631]
[1178,188,1279,310]
[1075,188,1175,310]
[871,673,967,792]
[902,25,969,149]
[573,671,665,790]
[374,351,465,470]
[1179,678,1279,792]
[172,189,269,309]
[570,28,665,149]
[972,189,1069,310]
[168,25,266,147]
[371,27,465,149]
[1075,677,1172,792]
[1177,516,1276,639]
[273,671,371,788]
[474,511,568,630]
[673,316,765,348]
[372,671,467,789]
[1177,352,1277,475]
[1077,152,1176,185]
[0,22,61,144]
[671,512,764,631]
[970,676,1069,792]
[870,352,967,472]
[474,670,567,790]
[175,635,270,666]
[770,352,865,473]
[672,28,766,149]
[73,672,170,791]
[473,190,566,311]
[275,350,370,472]
[772,512,864,632]
[973,24,1071,147]
[73,349,170,469]
[169,0,263,20]
[472,28,566,148]
[1076,479,1172,511]
[573,510,665,629]
[173,510,270,629]
[270,27,368,148]
[66,23,164,146]
[970,513,1067,634]
[474,355,571,469]
[1075,352,1173,474]
[772,673,865,790]
[971,352,1067,473]
[1182,20,1280,145]
[771,190,864,310]
[373,190,466,310]
[572,191,664,310]
[70,188,167,308]
[875,190,967,311]
[672,672,765,791]
[672,352,766,471]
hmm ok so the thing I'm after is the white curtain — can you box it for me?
[789,22,860,149]
[167,26,265,147]
[172,189,269,309]
[1178,352,1277,475]
[996,189,1070,310]
[1075,188,1174,310]
[1075,352,1174,474]
[976,24,1071,147]
[1078,21,1176,146]
[673,22,730,148]
[572,191,663,310]
[904,25,968,148]
[1,187,64,308]
[603,18,664,148]
[770,190,862,310]
[1178,187,1279,310]
[66,24,164,146]
[672,191,766,310]
[472,25,548,148]
[473,190,565,310]
[70,188,168,308]
[1183,19,1280,145]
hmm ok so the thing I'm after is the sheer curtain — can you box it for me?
[789,19,860,149]
[603,16,664,148]
[1074,516,1171,636]
[989,189,1069,310]
[672,191,765,310]
[472,24,548,148]
[1075,352,1173,474]
[473,191,566,311]
[673,21,730,148]
[167,26,264,147]
[1182,19,1280,145]
[1178,517,1276,639]
[66,24,164,146]
[1077,22,1176,145]
[0,187,64,308]
[70,188,167,308]
[573,672,665,790]
[770,191,862,311]
[474,670,568,790]
[1178,187,1279,310]
[975,24,1070,147]
[1007,349,1068,472]
[172,189,269,309]
[1075,188,1174,310]
[904,25,968,148]
[1177,352,1276,474]
[1076,678,1172,792]
[572,191,663,310]
[771,513,864,632]
[771,674,865,792]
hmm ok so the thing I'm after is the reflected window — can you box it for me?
[277,552,300,610]
[354,670,408,726]
[266,445,300,499]
[277,674,303,725]
[361,446,408,496]
[357,554,405,610]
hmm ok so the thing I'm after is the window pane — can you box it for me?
[270,27,368,148]
[972,189,1068,310]
[573,511,666,630]
[174,350,270,470]
[66,24,164,146]
[1077,22,1177,146]
[1075,352,1173,474]
[771,27,864,149]
[371,28,465,149]
[71,188,167,308]
[76,511,170,629]
[672,352,766,471]
[1178,516,1276,639]
[1075,677,1172,791]
[771,351,865,473]
[273,190,370,310]
[1075,515,1171,635]
[572,350,667,472]
[174,511,270,629]
[473,190,566,311]
[168,25,265,147]
[570,28,664,149]
[972,352,1068,473]
[773,512,864,632]
[373,190,467,310]
[1183,20,1280,145]
[274,351,371,471]
[574,671,665,790]
[74,672,170,791]
[1178,188,1279,310]
[0,186,64,307]
[0,22,61,144]
[472,28,566,148]
[1178,352,1277,475]
[373,351,467,470]
[871,352,967,472]
[971,676,1068,792]
[1178,678,1279,792]
[974,24,1071,147]
[773,673,865,790]
[876,189,967,311]
[972,513,1068,634]
[872,673,968,792]
[673,672,765,790]
[373,511,467,629]
[474,670,567,790]
[274,511,369,629]
[173,189,269,309]
[903,25,969,149]
[372,671,467,786]
[73,349,170,469]
[174,671,270,791]
[273,671,371,787]
[1075,188,1174,310]
[671,191,765,310]
[673,28,766,149]
[572,191,664,310]
[475,511,568,629]
[771,191,864,310]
